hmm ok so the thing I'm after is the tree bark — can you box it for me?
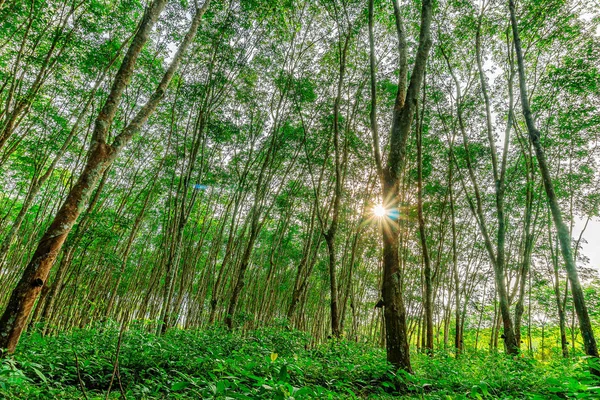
[416,102,433,352]
[509,0,599,365]
[0,0,211,353]
[369,0,433,372]
[549,224,569,358]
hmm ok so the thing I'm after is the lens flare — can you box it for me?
[373,204,386,217]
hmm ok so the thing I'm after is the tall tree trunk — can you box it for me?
[369,0,433,372]
[225,220,259,330]
[442,23,518,353]
[449,157,462,355]
[549,222,569,358]
[514,137,535,348]
[509,0,599,366]
[287,203,318,321]
[416,103,433,352]
[225,132,298,329]
[321,23,351,338]
[0,0,211,353]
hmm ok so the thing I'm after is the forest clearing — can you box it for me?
[1,0,600,398]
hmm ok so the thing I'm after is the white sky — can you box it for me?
[573,217,600,276]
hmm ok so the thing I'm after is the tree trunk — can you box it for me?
[0,0,212,353]
[514,143,535,348]
[416,104,433,352]
[442,21,519,353]
[369,0,433,372]
[509,0,599,366]
[0,139,113,353]
[449,159,462,354]
[549,229,569,358]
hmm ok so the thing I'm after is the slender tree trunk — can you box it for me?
[416,104,433,352]
[288,203,318,320]
[509,0,599,366]
[105,175,159,318]
[549,228,569,358]
[325,235,340,337]
[208,192,245,324]
[514,143,535,348]
[225,132,298,328]
[442,22,519,353]
[225,221,259,330]
[449,160,462,354]
[320,26,351,338]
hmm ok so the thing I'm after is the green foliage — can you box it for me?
[2,326,598,399]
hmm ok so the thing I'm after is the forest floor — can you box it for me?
[0,323,598,399]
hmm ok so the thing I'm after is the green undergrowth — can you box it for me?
[1,323,599,399]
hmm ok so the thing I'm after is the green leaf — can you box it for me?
[171,381,190,391]
[277,364,288,383]
[31,367,47,383]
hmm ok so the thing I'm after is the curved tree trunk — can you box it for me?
[509,0,599,367]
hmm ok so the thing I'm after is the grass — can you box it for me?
[1,322,599,399]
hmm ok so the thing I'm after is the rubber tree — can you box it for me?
[368,0,433,371]
[438,3,518,354]
[415,91,433,352]
[0,0,211,353]
[509,0,599,366]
